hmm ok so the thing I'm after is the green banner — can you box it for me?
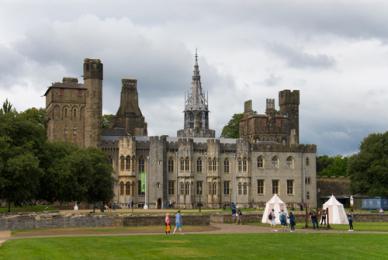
[140,172,146,193]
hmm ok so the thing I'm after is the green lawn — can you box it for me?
[1,233,388,259]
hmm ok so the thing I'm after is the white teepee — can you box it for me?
[261,194,288,224]
[323,195,349,224]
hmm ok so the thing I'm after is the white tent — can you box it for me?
[323,195,349,224]
[261,194,288,224]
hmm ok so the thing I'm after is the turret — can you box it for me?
[83,58,103,147]
[279,90,300,144]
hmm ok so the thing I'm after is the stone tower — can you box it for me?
[83,58,103,148]
[279,90,300,144]
[177,51,215,138]
[110,78,148,136]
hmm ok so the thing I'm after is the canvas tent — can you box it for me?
[323,195,349,224]
[261,194,288,224]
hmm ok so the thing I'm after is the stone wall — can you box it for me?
[1,212,388,230]
[0,212,210,231]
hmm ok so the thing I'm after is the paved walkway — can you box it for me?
[2,224,388,244]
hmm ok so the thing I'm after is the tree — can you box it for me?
[317,155,348,176]
[348,132,388,196]
[0,99,16,114]
[102,114,115,129]
[1,152,42,212]
[221,113,244,138]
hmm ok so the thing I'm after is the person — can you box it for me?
[165,213,171,235]
[268,209,277,232]
[173,210,183,234]
[231,203,237,223]
[379,208,384,215]
[347,213,354,231]
[289,211,296,232]
[310,211,319,229]
[73,202,79,211]
[320,209,327,226]
[279,209,288,232]
[237,209,243,225]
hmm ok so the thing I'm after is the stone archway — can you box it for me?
[157,198,162,209]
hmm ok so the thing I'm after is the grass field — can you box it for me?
[1,233,388,259]
[249,222,388,232]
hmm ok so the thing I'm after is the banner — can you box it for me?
[140,172,146,193]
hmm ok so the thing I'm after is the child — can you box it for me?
[165,213,171,235]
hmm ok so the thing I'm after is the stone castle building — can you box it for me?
[45,54,317,209]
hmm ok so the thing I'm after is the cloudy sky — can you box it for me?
[1,0,388,155]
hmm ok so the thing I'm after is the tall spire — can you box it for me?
[177,50,215,138]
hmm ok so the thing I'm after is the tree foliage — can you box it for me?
[221,113,244,138]
[348,132,388,196]
[102,114,115,129]
[316,155,348,176]
[0,99,114,211]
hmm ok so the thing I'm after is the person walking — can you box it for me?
[347,213,354,231]
[289,211,296,232]
[231,203,237,223]
[320,209,327,226]
[310,211,319,229]
[279,209,288,232]
[173,210,183,234]
[165,213,171,235]
[237,209,243,225]
[268,209,277,232]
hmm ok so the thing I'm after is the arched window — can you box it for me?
[120,156,125,171]
[212,182,217,195]
[120,182,124,195]
[243,183,248,195]
[243,157,247,172]
[306,157,310,166]
[125,156,131,170]
[53,105,60,120]
[238,158,242,172]
[64,108,68,118]
[224,158,229,173]
[73,108,77,119]
[272,156,279,169]
[180,157,185,171]
[185,182,190,195]
[286,156,294,169]
[132,156,136,172]
[168,158,174,173]
[257,156,264,168]
[208,158,212,171]
[238,183,242,195]
[138,157,145,172]
[180,182,185,195]
[212,158,217,171]
[197,158,202,173]
[125,182,130,195]
[185,157,189,171]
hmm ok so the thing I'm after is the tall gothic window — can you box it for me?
[286,156,294,169]
[243,157,247,172]
[238,158,242,172]
[180,182,185,195]
[125,182,130,195]
[180,157,185,171]
[212,158,217,171]
[120,156,125,171]
[272,156,279,169]
[238,182,242,195]
[125,156,131,170]
[185,157,190,171]
[197,158,202,173]
[257,156,264,168]
[208,158,212,171]
[212,182,217,195]
[243,183,248,195]
[138,157,145,172]
[223,158,229,173]
[185,182,190,195]
[168,158,174,173]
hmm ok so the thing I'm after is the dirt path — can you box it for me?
[2,224,388,243]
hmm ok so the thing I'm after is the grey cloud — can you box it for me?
[266,43,336,69]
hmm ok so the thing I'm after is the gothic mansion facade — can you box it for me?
[45,55,317,209]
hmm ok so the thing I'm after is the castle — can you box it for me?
[45,54,317,209]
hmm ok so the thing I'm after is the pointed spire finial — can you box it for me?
[195,48,198,65]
